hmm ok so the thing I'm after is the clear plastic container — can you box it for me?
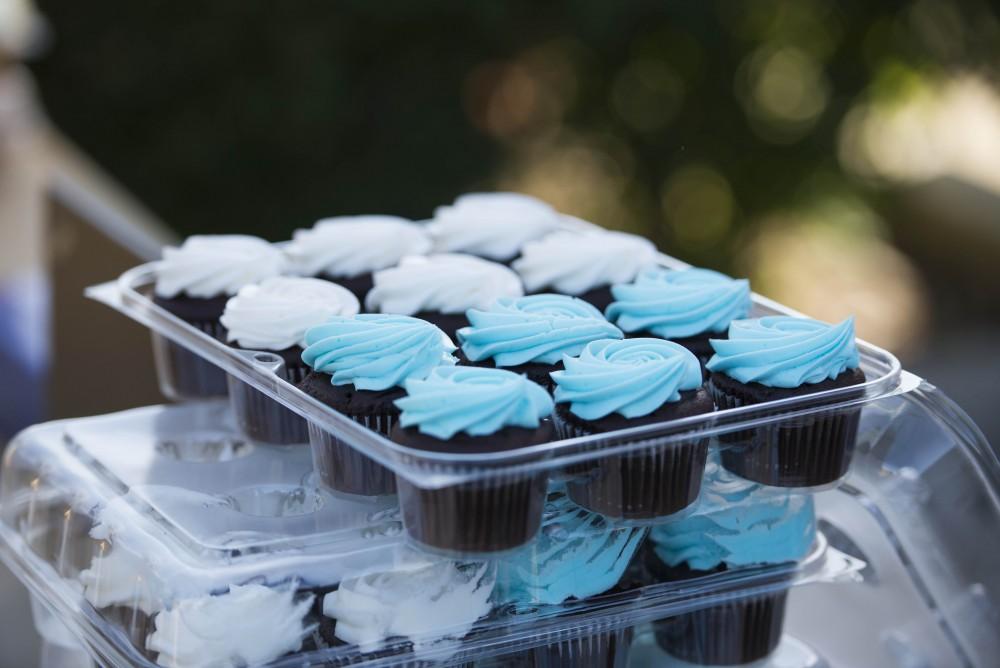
[86,250,904,557]
[1,402,870,667]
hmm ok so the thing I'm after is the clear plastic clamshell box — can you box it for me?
[1,384,998,666]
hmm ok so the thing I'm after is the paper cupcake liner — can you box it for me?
[654,589,788,665]
[709,381,861,488]
[556,419,708,520]
[509,626,634,667]
[308,418,398,497]
[155,321,230,398]
[397,471,548,556]
[100,606,157,662]
[230,363,310,446]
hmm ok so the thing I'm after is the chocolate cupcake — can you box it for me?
[284,215,432,302]
[152,235,286,398]
[299,314,458,496]
[365,253,523,341]
[605,267,751,365]
[551,338,713,520]
[390,366,555,555]
[512,229,658,312]
[321,552,494,658]
[428,192,562,264]
[706,316,866,487]
[219,277,360,445]
[457,294,623,391]
[646,457,816,665]
[496,488,644,666]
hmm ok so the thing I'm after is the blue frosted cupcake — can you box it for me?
[496,488,644,666]
[299,314,457,496]
[391,367,555,554]
[646,457,816,664]
[551,339,714,520]
[605,267,751,364]
[457,294,623,391]
[706,316,866,487]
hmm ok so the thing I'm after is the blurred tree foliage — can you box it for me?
[31,0,1000,270]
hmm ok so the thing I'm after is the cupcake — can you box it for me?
[512,229,658,311]
[646,457,816,665]
[146,585,315,668]
[706,316,866,487]
[429,192,561,263]
[391,366,554,554]
[457,294,623,391]
[152,235,286,397]
[219,277,360,445]
[605,267,751,364]
[551,338,713,520]
[299,314,458,496]
[284,215,432,301]
[365,253,524,340]
[321,552,494,660]
[495,488,644,667]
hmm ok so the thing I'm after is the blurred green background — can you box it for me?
[28,0,1000,440]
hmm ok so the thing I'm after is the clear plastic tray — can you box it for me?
[0,403,861,667]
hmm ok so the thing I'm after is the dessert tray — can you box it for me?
[2,213,998,667]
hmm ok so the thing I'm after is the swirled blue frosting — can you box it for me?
[497,489,645,608]
[605,268,751,339]
[395,366,554,439]
[651,458,816,571]
[301,314,457,391]
[458,294,623,367]
[706,316,860,388]
[551,338,703,420]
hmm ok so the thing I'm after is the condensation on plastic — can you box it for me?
[0,403,868,668]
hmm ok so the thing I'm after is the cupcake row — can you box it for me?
[77,450,816,668]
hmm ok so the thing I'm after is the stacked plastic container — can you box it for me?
[1,217,999,668]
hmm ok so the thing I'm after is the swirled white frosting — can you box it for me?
[323,556,494,657]
[146,585,313,668]
[154,235,286,299]
[80,542,170,616]
[219,276,360,350]
[285,215,432,278]
[365,253,523,315]
[429,192,561,260]
[513,229,658,295]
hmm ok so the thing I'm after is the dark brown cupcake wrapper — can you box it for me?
[654,589,788,665]
[229,363,310,446]
[556,418,708,520]
[308,417,398,497]
[709,380,861,488]
[155,321,229,398]
[508,626,634,667]
[397,471,548,556]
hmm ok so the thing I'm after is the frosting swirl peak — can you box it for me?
[302,314,457,391]
[707,316,860,388]
[430,192,561,261]
[606,268,751,339]
[396,366,554,439]
[285,215,431,278]
[458,294,623,367]
[552,338,702,420]
[513,229,658,295]
[365,254,523,315]
[155,235,285,299]
[220,277,360,350]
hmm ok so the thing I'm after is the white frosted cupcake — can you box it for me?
[429,192,562,263]
[512,228,658,311]
[365,253,524,340]
[220,276,361,445]
[284,215,432,301]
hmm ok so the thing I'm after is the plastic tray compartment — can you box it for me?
[87,247,905,556]
[0,403,862,668]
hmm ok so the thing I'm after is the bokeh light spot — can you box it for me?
[661,165,734,251]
